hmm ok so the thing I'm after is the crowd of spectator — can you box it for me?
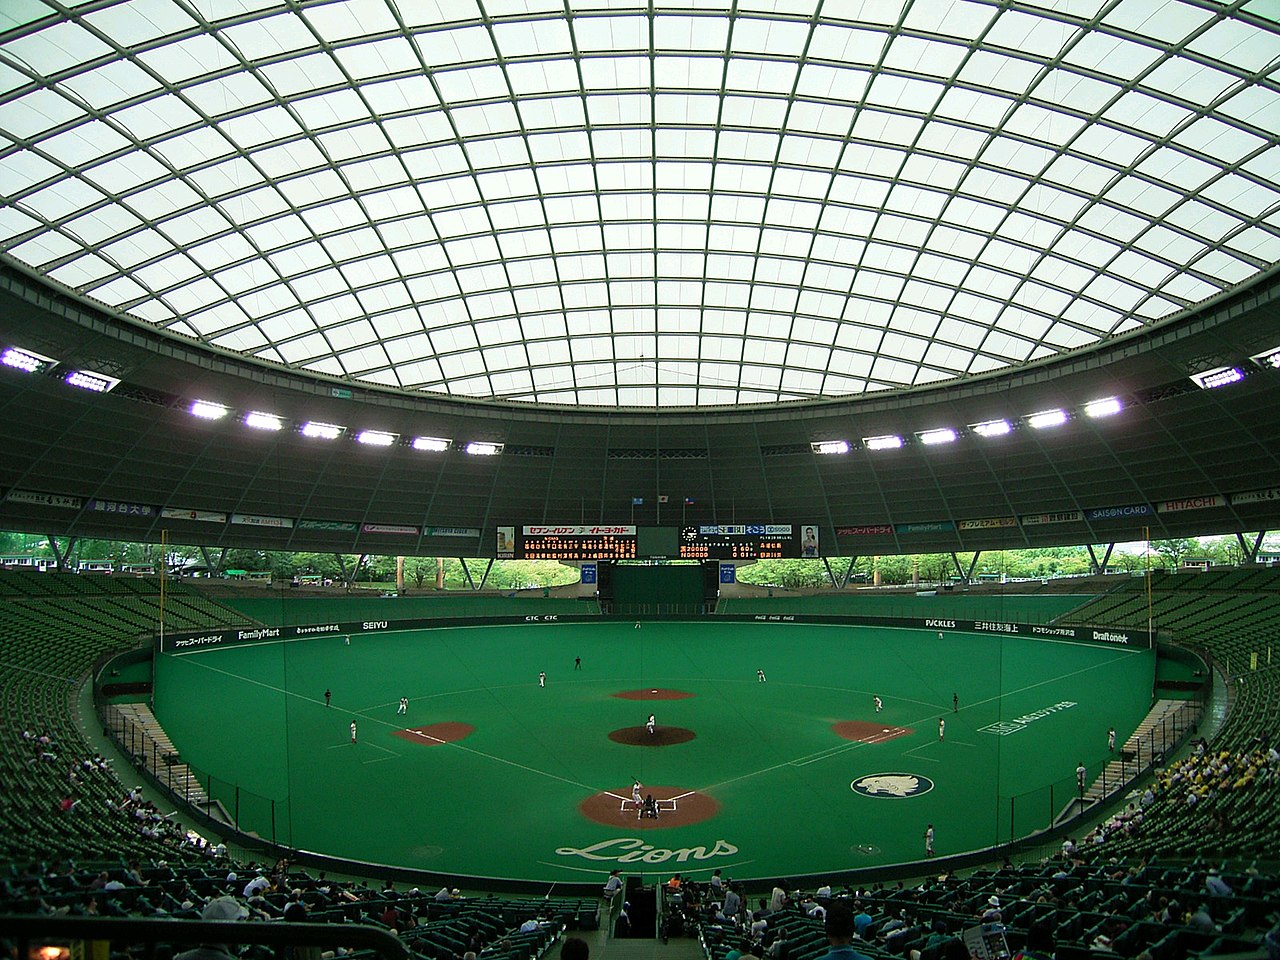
[1074,739,1280,857]
[690,859,1278,960]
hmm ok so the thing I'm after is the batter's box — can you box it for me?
[979,721,1027,736]
[618,797,680,815]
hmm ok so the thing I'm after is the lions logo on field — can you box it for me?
[851,773,934,798]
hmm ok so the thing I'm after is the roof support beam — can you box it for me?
[45,535,75,572]
[459,558,493,592]
[1236,531,1268,564]
[335,553,366,589]
[824,556,858,590]
[1086,544,1115,575]
[949,552,980,583]
[199,546,228,576]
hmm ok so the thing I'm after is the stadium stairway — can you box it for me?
[110,703,212,812]
[588,927,704,960]
[1083,699,1193,804]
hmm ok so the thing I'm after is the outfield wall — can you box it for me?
[157,612,1148,653]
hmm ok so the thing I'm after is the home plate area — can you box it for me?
[831,721,913,743]
[579,785,719,829]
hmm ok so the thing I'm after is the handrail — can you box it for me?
[0,915,411,960]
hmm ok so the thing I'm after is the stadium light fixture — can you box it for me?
[1190,366,1243,389]
[2,346,55,373]
[864,434,903,451]
[302,421,345,440]
[1084,397,1123,419]
[1026,409,1068,430]
[465,441,503,456]
[917,427,957,445]
[190,400,229,420]
[64,369,118,393]
[356,429,397,447]
[811,440,850,455]
[1250,347,1280,370]
[244,411,283,431]
[970,418,1011,438]
[412,436,451,452]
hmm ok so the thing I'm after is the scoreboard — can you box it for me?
[496,523,819,559]
[509,525,637,560]
[678,524,816,560]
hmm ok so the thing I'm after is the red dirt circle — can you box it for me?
[392,722,476,746]
[613,688,696,700]
[609,726,696,746]
[832,721,913,743]
[579,785,720,829]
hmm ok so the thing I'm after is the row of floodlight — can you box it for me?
[810,346,1280,456]
[810,397,1121,455]
[5,342,1278,457]
[2,346,120,392]
[1,347,503,456]
[189,399,503,455]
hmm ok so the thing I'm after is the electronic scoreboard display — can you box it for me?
[513,525,637,560]
[678,524,817,560]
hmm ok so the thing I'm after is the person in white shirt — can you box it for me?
[602,869,623,902]
[647,714,655,735]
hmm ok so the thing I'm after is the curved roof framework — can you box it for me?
[1,1,1278,407]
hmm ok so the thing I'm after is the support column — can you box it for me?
[1236,531,1267,564]
[45,535,75,572]
[459,558,495,591]
[948,551,980,583]
[823,556,859,589]
[1086,543,1115,575]
[198,546,228,576]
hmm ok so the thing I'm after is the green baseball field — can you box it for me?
[152,622,1154,883]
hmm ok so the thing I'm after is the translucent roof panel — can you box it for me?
[1,0,1278,407]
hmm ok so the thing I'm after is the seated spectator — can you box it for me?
[821,905,871,960]
[1205,869,1232,896]
[174,896,249,960]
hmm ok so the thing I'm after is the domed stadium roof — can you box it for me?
[0,1,1277,408]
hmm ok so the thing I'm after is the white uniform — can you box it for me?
[633,782,643,817]
[349,721,357,744]
[397,698,407,714]
[924,825,934,856]
[647,714,655,735]
[938,718,945,741]
[874,696,882,713]
[757,669,766,682]
[1108,728,1116,751]
[539,672,546,687]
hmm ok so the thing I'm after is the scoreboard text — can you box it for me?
[678,524,815,560]
[516,525,637,560]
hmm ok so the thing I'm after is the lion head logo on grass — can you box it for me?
[850,773,935,798]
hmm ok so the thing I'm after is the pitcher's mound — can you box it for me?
[832,721,912,743]
[609,726,696,746]
[393,722,475,746]
[613,689,695,700]
[579,785,719,828]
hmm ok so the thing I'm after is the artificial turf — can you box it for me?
[153,621,1154,882]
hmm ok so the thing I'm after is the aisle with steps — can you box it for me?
[1083,698,1192,802]
[112,702,212,809]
